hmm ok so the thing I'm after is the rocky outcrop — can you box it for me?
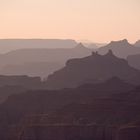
[45,50,140,89]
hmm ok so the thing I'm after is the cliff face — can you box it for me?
[117,126,140,140]
[17,125,118,140]
[45,50,140,89]
[13,122,140,140]
[9,112,140,140]
[10,83,140,140]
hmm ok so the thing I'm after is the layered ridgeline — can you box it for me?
[0,43,91,78]
[0,39,77,53]
[134,40,140,47]
[45,50,140,89]
[1,39,140,78]
[127,39,140,70]
[0,43,91,64]
[98,39,140,58]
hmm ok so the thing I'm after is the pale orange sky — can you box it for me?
[0,0,140,43]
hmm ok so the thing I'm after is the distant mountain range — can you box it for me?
[0,39,140,78]
[134,40,140,47]
[0,43,91,64]
[82,42,106,48]
[0,43,92,78]
[0,62,63,79]
[0,39,77,53]
[98,39,140,58]
[45,50,140,89]
[0,39,107,53]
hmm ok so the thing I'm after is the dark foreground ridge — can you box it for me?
[0,75,139,139]
[1,78,140,140]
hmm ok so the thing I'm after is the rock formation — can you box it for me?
[45,50,140,89]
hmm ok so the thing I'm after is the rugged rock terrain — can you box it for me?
[0,78,139,140]
[45,50,140,89]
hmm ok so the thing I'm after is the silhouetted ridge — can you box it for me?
[0,43,91,78]
[110,39,130,46]
[98,39,140,58]
[134,40,140,47]
[0,39,78,53]
[45,50,140,89]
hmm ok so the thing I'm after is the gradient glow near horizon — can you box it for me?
[0,0,139,43]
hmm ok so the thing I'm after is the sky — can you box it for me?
[0,0,140,43]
